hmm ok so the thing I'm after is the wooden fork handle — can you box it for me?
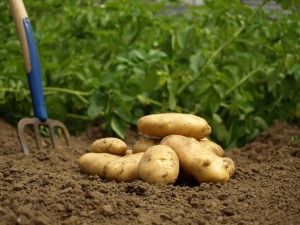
[8,0,31,73]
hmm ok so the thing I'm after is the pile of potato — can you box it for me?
[79,113,235,185]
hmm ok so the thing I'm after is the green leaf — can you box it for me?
[45,96,67,121]
[111,116,127,139]
[116,64,127,72]
[212,113,223,123]
[101,73,116,86]
[149,49,167,59]
[113,105,132,123]
[88,90,105,119]
[210,121,228,144]
[190,51,205,73]
[171,31,176,51]
[133,67,145,76]
[167,78,177,110]
[274,0,300,9]
[130,49,146,61]
[116,56,135,66]
[290,64,300,81]
[0,80,5,101]
[15,89,27,102]
[194,78,212,96]
[226,120,244,147]
[176,26,193,49]
[142,73,160,92]
[87,103,103,119]
[285,54,296,73]
[253,116,268,130]
[265,68,277,91]
[208,88,221,114]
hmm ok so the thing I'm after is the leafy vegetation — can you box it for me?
[0,0,299,149]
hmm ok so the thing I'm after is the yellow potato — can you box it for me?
[161,135,230,183]
[103,152,144,183]
[137,113,211,139]
[133,137,161,154]
[125,149,133,155]
[223,157,236,177]
[90,137,127,155]
[138,145,179,185]
[198,138,225,157]
[78,152,120,177]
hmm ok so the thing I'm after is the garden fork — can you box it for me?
[9,0,70,154]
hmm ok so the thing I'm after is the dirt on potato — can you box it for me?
[0,119,299,225]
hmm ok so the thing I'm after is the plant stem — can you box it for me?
[178,0,268,95]
[224,67,263,97]
[2,87,94,104]
[44,87,94,104]
[66,113,91,120]
[137,94,162,106]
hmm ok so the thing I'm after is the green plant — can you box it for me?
[290,136,299,143]
[1,0,299,148]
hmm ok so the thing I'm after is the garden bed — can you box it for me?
[0,119,299,225]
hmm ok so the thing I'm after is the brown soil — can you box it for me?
[0,119,299,225]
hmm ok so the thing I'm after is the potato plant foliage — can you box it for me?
[0,0,299,149]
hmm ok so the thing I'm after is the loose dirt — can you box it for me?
[0,119,299,225]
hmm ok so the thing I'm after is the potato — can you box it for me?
[78,152,120,177]
[103,152,144,183]
[125,149,133,155]
[223,157,236,177]
[133,137,161,154]
[90,137,127,155]
[161,135,230,183]
[137,113,211,139]
[198,138,225,157]
[138,145,179,185]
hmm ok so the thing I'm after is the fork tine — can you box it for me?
[17,118,71,154]
[17,118,31,154]
[47,122,58,149]
[49,119,71,146]
[32,118,42,150]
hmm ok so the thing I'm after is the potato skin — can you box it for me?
[198,138,225,157]
[103,152,144,183]
[90,137,127,155]
[78,153,120,177]
[223,157,236,177]
[138,145,179,185]
[137,113,211,139]
[161,135,230,183]
[133,137,161,154]
[125,149,133,155]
